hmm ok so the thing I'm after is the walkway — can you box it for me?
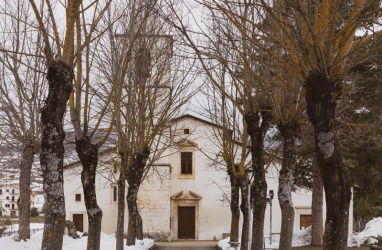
[154,240,218,250]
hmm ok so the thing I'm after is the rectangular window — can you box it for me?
[11,204,14,209]
[12,196,14,201]
[0,189,2,194]
[181,152,193,175]
[12,189,14,194]
[75,194,81,202]
[5,204,9,208]
[113,186,118,202]
[183,129,190,134]
[6,196,9,200]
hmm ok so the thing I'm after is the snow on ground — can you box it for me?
[0,231,154,250]
[349,217,382,247]
[219,217,382,249]
[5,223,44,233]
[218,227,313,249]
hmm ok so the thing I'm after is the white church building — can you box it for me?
[63,114,353,241]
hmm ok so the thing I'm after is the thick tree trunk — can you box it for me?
[311,156,324,246]
[239,175,250,250]
[18,141,35,241]
[41,60,73,250]
[278,124,298,250]
[227,164,240,243]
[126,148,150,246]
[245,111,271,250]
[306,72,351,250]
[75,136,103,250]
[126,183,143,246]
[116,152,126,250]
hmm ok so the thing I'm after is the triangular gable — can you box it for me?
[175,139,198,148]
[170,191,202,200]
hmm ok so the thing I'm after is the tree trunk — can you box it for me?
[239,175,250,250]
[306,71,351,250]
[18,140,35,241]
[311,156,324,246]
[227,164,240,243]
[278,124,298,250]
[245,111,271,250]
[126,183,143,246]
[116,152,126,250]
[41,60,73,250]
[126,148,150,246]
[75,136,103,250]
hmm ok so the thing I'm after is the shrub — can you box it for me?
[30,207,39,217]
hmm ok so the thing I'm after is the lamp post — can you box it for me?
[267,190,274,244]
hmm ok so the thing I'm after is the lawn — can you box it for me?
[30,216,44,223]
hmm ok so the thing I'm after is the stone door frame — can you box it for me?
[170,191,202,240]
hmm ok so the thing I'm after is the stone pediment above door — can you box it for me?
[170,191,202,201]
[175,139,198,148]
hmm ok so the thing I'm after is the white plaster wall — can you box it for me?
[63,116,354,241]
[168,118,232,240]
[64,162,119,234]
[64,156,171,235]
[263,164,353,236]
[137,166,171,234]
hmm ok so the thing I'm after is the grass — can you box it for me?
[30,216,44,223]
[0,216,45,223]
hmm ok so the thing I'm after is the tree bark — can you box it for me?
[116,151,126,250]
[239,175,250,250]
[227,164,240,243]
[18,140,36,241]
[245,110,272,250]
[75,136,103,250]
[41,60,73,250]
[126,148,150,246]
[278,124,298,250]
[311,156,324,246]
[126,183,143,246]
[306,71,351,250]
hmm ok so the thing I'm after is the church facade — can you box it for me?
[63,114,353,241]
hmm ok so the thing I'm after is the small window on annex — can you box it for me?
[75,194,81,202]
[181,152,193,175]
[113,186,118,202]
[183,129,190,135]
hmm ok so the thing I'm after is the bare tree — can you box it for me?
[0,0,45,241]
[94,1,157,248]
[200,69,250,248]
[27,0,114,249]
[166,2,274,248]
[208,0,382,248]
[107,2,192,246]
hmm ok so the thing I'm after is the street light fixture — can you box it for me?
[267,190,274,244]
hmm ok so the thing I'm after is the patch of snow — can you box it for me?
[5,223,44,233]
[349,217,382,247]
[218,227,312,250]
[292,226,312,247]
[10,233,20,241]
[126,238,154,250]
[0,231,154,250]
[217,237,230,250]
